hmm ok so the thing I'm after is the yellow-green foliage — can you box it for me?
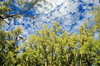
[0,3,100,66]
[91,6,100,39]
[0,24,23,66]
[0,21,100,66]
[24,21,99,66]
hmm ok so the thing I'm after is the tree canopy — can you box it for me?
[0,0,100,66]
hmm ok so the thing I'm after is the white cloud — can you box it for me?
[32,0,97,33]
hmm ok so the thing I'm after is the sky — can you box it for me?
[4,0,100,38]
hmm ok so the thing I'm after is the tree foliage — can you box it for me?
[0,1,100,66]
[0,20,100,66]
[24,21,100,66]
[0,0,52,25]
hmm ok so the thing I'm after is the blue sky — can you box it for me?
[4,0,99,38]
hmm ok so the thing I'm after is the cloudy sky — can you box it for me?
[4,0,99,37]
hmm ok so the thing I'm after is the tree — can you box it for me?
[0,25,23,66]
[0,21,99,65]
[27,22,78,66]
[0,0,52,25]
[91,6,100,65]
[26,21,100,66]
[0,0,52,65]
